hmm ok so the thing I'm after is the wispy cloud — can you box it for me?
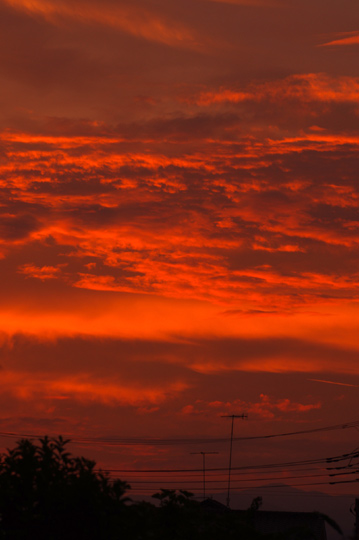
[3,0,200,49]
[0,370,188,406]
[308,378,359,388]
[193,74,359,105]
[18,263,64,280]
[2,117,359,312]
[321,32,359,47]
[181,394,321,419]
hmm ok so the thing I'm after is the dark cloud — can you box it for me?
[1,333,358,377]
[0,214,40,241]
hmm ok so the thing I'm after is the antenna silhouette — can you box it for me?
[190,451,219,500]
[221,414,248,508]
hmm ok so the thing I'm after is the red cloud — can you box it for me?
[18,264,63,280]
[1,120,359,315]
[193,74,359,105]
[180,395,321,419]
[0,370,188,406]
[321,33,359,47]
[3,0,200,49]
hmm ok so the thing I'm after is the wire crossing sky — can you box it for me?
[0,419,357,445]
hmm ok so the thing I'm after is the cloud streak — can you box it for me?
[193,74,359,105]
[181,394,321,419]
[308,378,359,388]
[3,0,200,49]
[0,370,189,406]
[321,33,359,47]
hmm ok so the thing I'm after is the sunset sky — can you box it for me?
[1,0,359,497]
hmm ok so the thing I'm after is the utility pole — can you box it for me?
[190,451,219,500]
[221,414,248,508]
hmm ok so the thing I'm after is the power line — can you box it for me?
[107,466,331,478]
[99,449,359,475]
[115,477,359,493]
[107,470,359,485]
[0,419,358,446]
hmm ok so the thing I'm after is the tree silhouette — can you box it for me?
[0,437,337,539]
[0,436,129,539]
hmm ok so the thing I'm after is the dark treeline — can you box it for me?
[0,437,331,539]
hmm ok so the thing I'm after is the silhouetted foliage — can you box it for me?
[0,437,334,539]
[0,436,129,539]
[249,496,263,512]
[129,489,266,540]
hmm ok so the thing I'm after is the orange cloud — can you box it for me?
[1,95,359,346]
[321,33,359,47]
[0,124,359,309]
[0,370,188,406]
[180,395,321,419]
[308,378,359,388]
[18,264,63,280]
[3,0,200,49]
[194,74,359,105]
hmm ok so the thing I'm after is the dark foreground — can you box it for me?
[0,437,343,539]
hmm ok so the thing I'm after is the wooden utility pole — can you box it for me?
[221,414,248,508]
[190,451,219,500]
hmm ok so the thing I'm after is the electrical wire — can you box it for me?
[116,477,359,493]
[107,470,359,485]
[105,466,330,479]
[0,419,358,447]
[99,449,359,475]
